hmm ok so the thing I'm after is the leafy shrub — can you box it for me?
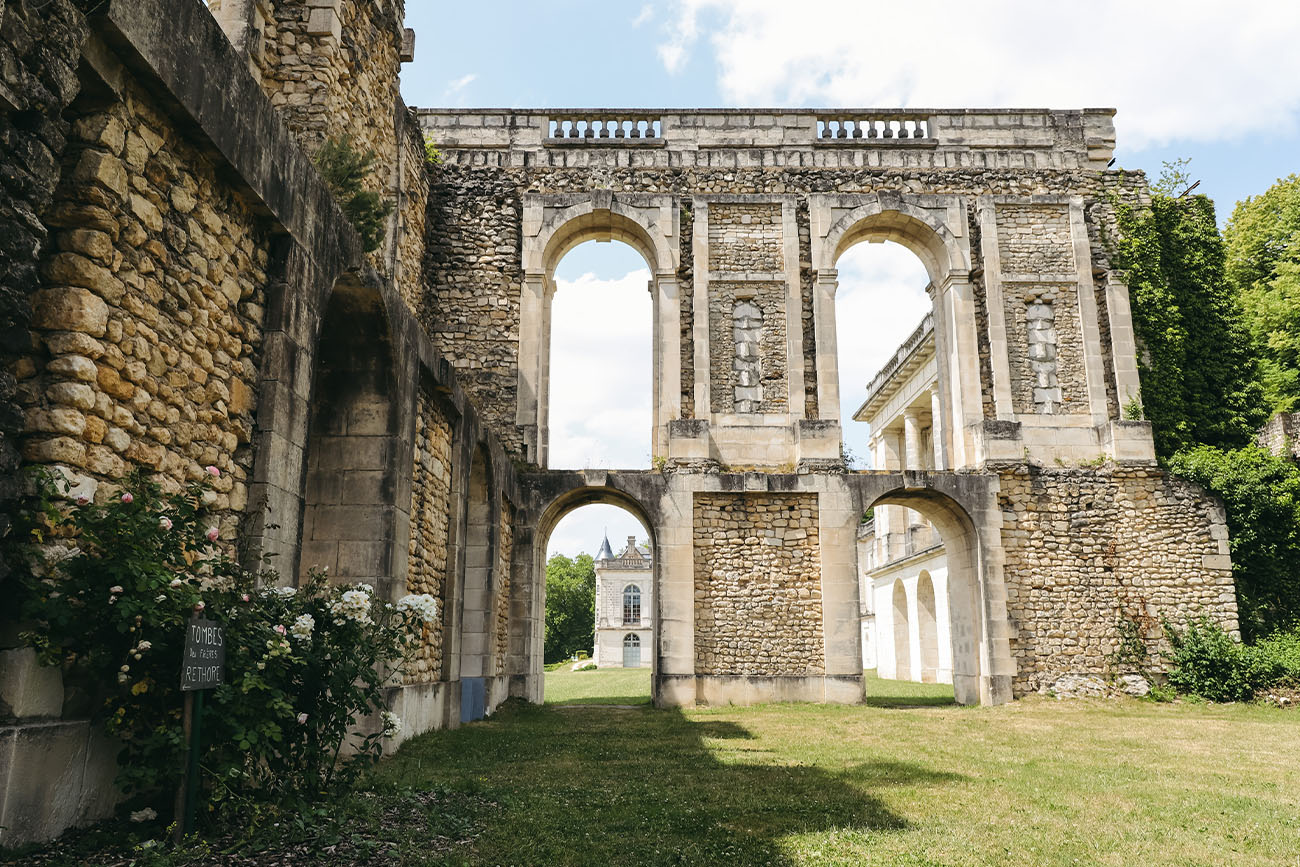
[1164,617,1300,702]
[314,136,394,253]
[16,470,437,824]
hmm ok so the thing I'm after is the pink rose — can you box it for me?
[241,593,250,603]
[121,493,133,504]
[76,496,89,506]
[206,527,219,542]
[194,601,205,611]
[205,466,220,478]
[158,517,172,530]
[274,624,286,635]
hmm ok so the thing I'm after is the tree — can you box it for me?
[1224,174,1300,412]
[1113,192,1267,457]
[544,552,596,663]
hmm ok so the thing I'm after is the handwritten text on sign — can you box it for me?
[181,618,225,691]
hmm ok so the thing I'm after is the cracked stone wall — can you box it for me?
[20,74,269,535]
[693,493,824,675]
[708,281,787,415]
[405,386,453,682]
[998,467,1237,694]
[707,203,782,271]
[1003,284,1087,415]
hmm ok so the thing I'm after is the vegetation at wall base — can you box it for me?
[314,136,395,253]
[12,470,436,829]
[1164,617,1300,703]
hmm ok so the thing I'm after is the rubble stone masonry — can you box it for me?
[998,466,1236,693]
[21,74,269,535]
[406,387,454,682]
[693,493,824,675]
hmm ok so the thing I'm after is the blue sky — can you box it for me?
[399,1,1300,558]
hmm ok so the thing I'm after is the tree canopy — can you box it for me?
[544,552,596,664]
[1224,174,1300,413]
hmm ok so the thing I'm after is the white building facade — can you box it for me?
[593,535,654,668]
[854,314,954,684]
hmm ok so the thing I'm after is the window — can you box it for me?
[622,584,641,625]
[622,632,641,668]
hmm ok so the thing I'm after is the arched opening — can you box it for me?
[891,580,911,681]
[299,278,402,598]
[547,240,653,470]
[536,489,657,689]
[834,241,931,469]
[916,570,940,683]
[865,484,997,705]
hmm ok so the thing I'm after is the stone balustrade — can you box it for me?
[416,108,1117,169]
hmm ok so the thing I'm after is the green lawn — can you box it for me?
[544,665,652,705]
[366,670,1300,865]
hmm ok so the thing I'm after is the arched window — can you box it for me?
[622,632,641,668]
[622,584,641,625]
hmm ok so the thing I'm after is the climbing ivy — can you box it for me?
[1112,193,1267,458]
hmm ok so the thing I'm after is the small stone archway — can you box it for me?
[810,193,982,469]
[849,471,1012,705]
[518,194,680,466]
[916,570,940,683]
[891,579,911,680]
[520,472,667,699]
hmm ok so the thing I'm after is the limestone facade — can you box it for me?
[592,535,653,669]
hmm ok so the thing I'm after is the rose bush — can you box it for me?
[16,470,438,825]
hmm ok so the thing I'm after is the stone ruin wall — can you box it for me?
[21,71,269,537]
[708,281,788,415]
[405,386,454,682]
[692,493,825,676]
[998,466,1237,694]
[0,0,89,532]
[421,163,1152,462]
[494,502,514,678]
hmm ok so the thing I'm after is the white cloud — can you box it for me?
[658,0,1300,149]
[834,242,931,467]
[441,73,477,104]
[548,504,648,559]
[632,4,655,27]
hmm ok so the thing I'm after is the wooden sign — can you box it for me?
[180,618,225,691]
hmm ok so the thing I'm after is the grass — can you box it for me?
[367,670,1300,865]
[544,665,652,705]
[12,671,1300,866]
[862,669,955,707]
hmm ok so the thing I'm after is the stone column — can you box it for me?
[903,408,923,471]
[813,268,840,421]
[515,272,546,462]
[931,270,983,468]
[655,272,681,458]
[930,387,946,470]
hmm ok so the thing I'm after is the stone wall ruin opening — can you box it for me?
[299,277,404,600]
[520,198,679,466]
[891,579,911,680]
[832,240,932,468]
[533,487,658,698]
[867,484,995,705]
[916,570,941,683]
[546,240,654,470]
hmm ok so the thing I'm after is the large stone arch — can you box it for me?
[517,193,681,466]
[518,471,668,699]
[848,471,1012,705]
[809,193,982,469]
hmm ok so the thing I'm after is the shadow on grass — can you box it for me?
[371,699,966,865]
